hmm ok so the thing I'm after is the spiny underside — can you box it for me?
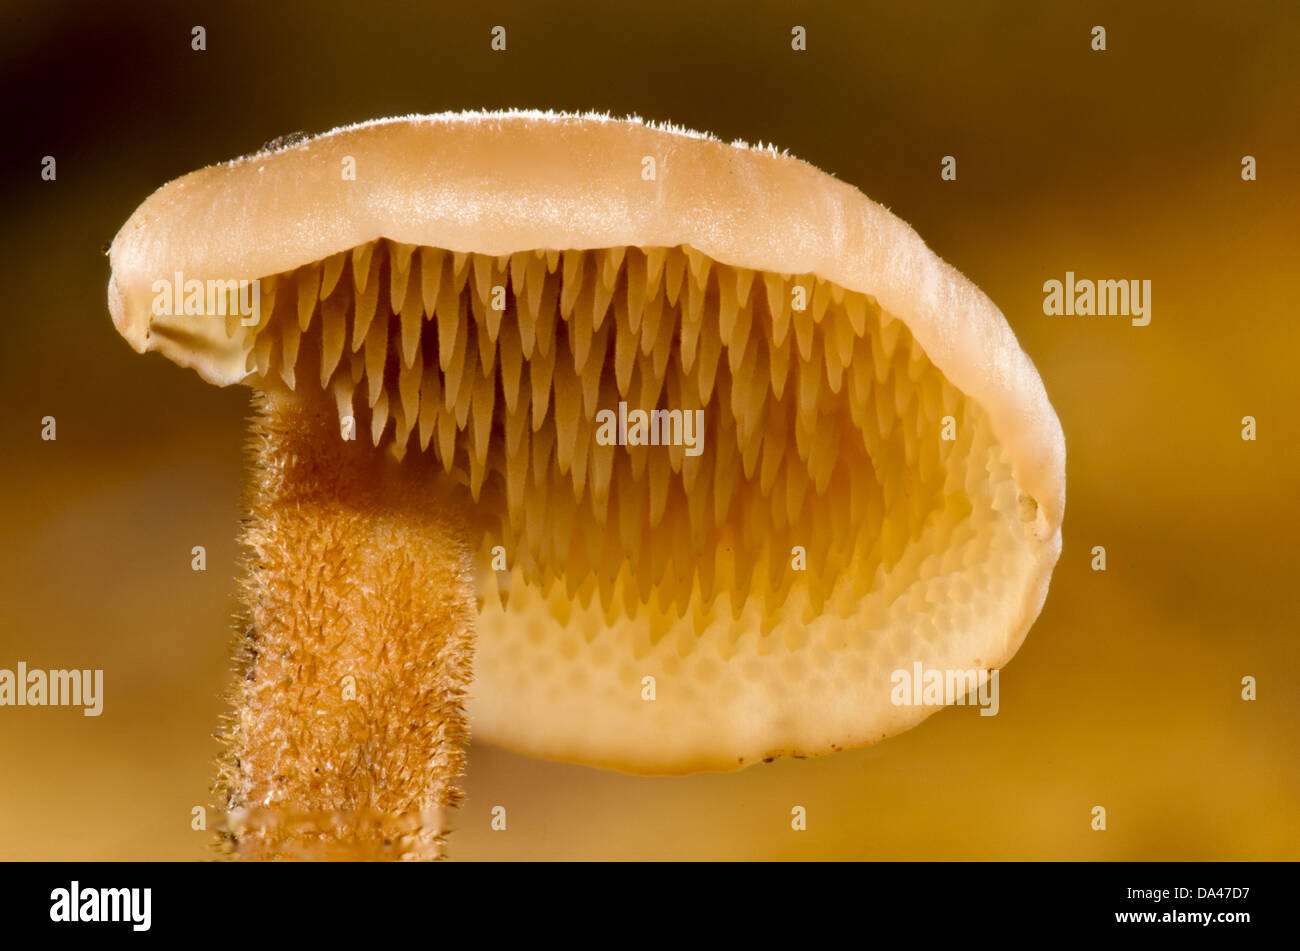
[226,238,1035,770]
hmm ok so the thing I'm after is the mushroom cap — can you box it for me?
[108,111,1065,773]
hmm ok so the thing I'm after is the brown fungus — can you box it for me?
[107,111,1065,856]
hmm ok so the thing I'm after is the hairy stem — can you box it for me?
[218,389,476,860]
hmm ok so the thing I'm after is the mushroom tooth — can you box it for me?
[433,267,462,371]
[552,357,582,475]
[505,424,530,525]
[417,364,441,451]
[720,269,746,337]
[398,340,423,426]
[363,307,389,407]
[530,418,555,485]
[469,253,496,314]
[441,306,469,412]
[833,309,857,368]
[543,248,560,273]
[448,251,472,293]
[529,342,555,432]
[764,272,791,347]
[907,337,928,382]
[919,428,940,487]
[795,351,822,444]
[522,252,547,316]
[845,292,868,337]
[638,284,665,357]
[330,373,354,428]
[793,399,814,464]
[384,240,413,311]
[516,272,541,360]
[470,367,495,471]
[600,246,625,292]
[418,247,444,316]
[613,294,639,395]
[248,316,276,377]
[390,390,412,462]
[351,256,382,351]
[792,303,815,362]
[643,246,668,297]
[534,274,561,359]
[435,404,456,473]
[823,327,846,394]
[811,423,840,495]
[727,297,754,376]
[615,462,645,555]
[918,370,943,424]
[740,414,763,482]
[623,249,647,327]
[483,262,508,346]
[476,308,498,376]
[503,385,529,457]
[871,325,893,384]
[320,250,348,299]
[319,291,349,387]
[637,343,667,411]
[662,247,687,307]
[588,436,615,527]
[646,448,670,528]
[589,265,615,333]
[398,280,424,369]
[878,314,902,361]
[296,263,321,333]
[350,242,375,295]
[694,321,722,404]
[739,349,768,446]
[677,296,703,375]
[498,320,524,414]
[559,250,585,319]
[712,423,739,526]
[569,413,591,504]
[767,327,792,401]
[649,297,675,384]
[768,463,789,532]
[734,266,757,307]
[570,289,596,372]
[580,323,609,418]
[348,346,366,386]
[278,317,301,389]
[452,349,475,429]
[467,413,489,503]
[784,457,809,526]
[759,404,787,496]
[685,451,712,539]
[254,274,278,330]
[811,279,832,324]
[684,245,711,292]
[369,387,389,446]
[892,365,917,421]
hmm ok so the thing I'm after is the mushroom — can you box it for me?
[107,111,1065,858]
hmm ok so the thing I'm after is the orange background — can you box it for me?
[0,0,1296,859]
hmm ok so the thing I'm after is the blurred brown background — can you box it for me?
[0,0,1296,860]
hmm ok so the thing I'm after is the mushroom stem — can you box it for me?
[218,389,476,860]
